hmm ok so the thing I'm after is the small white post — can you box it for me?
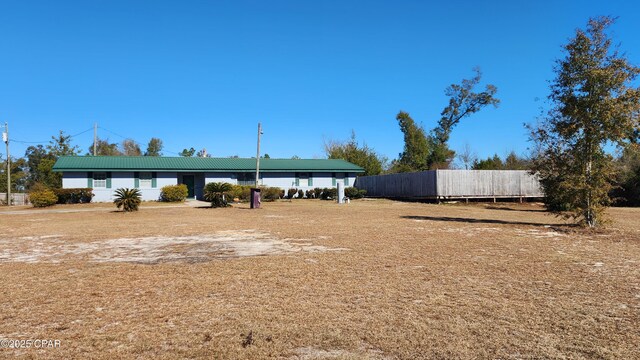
[337,182,344,204]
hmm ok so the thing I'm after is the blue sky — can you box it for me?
[1,0,639,164]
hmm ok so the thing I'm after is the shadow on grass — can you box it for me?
[401,215,573,227]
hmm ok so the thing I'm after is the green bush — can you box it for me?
[261,187,282,202]
[297,189,304,199]
[313,188,323,199]
[231,185,252,202]
[29,189,58,208]
[305,189,315,199]
[160,184,188,202]
[53,188,94,204]
[287,188,297,199]
[345,187,367,199]
[114,188,142,212]
[320,188,337,200]
[204,182,233,208]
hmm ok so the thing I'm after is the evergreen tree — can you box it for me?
[180,147,196,157]
[392,111,431,172]
[325,131,386,176]
[89,138,122,156]
[48,130,79,157]
[530,16,640,227]
[145,138,163,156]
[473,154,504,170]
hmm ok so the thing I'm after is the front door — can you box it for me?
[182,175,195,198]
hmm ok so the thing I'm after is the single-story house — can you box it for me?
[53,156,365,202]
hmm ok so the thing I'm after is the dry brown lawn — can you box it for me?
[0,199,638,359]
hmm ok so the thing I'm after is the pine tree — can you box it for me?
[530,16,640,227]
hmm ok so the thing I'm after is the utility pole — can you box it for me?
[255,122,263,187]
[3,122,10,206]
[93,122,97,156]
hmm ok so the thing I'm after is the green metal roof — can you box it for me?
[52,156,365,173]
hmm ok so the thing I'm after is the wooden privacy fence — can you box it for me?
[354,170,543,201]
[0,193,29,206]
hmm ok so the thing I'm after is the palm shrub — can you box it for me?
[114,188,142,212]
[204,182,233,208]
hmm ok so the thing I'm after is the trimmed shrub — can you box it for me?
[305,189,315,199]
[29,189,58,208]
[204,182,233,208]
[287,188,297,199]
[313,188,323,199]
[261,187,282,202]
[297,189,304,199]
[345,187,367,199]
[320,188,337,200]
[114,188,142,212]
[53,188,94,204]
[231,185,252,202]
[160,184,188,202]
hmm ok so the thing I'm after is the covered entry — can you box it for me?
[178,173,205,200]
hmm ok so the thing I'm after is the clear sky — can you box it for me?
[1,0,639,163]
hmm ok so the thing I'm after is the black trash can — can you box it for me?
[250,188,261,209]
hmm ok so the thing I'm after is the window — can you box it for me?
[139,172,152,188]
[237,173,256,186]
[298,173,309,187]
[93,172,107,188]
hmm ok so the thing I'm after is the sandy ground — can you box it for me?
[0,199,638,359]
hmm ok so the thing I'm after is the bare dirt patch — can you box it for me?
[0,230,347,264]
[0,200,639,359]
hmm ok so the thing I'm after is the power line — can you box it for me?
[11,127,94,144]
[6,124,183,156]
[97,126,130,140]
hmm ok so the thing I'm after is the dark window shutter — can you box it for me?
[106,172,112,189]
[134,172,140,188]
[152,172,157,188]
[87,172,93,188]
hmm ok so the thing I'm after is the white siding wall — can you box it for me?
[62,172,88,188]
[204,172,236,184]
[91,172,133,202]
[310,172,333,188]
[201,172,357,190]
[153,172,179,200]
[262,172,297,189]
[63,171,178,202]
[63,171,359,202]
[202,172,352,190]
